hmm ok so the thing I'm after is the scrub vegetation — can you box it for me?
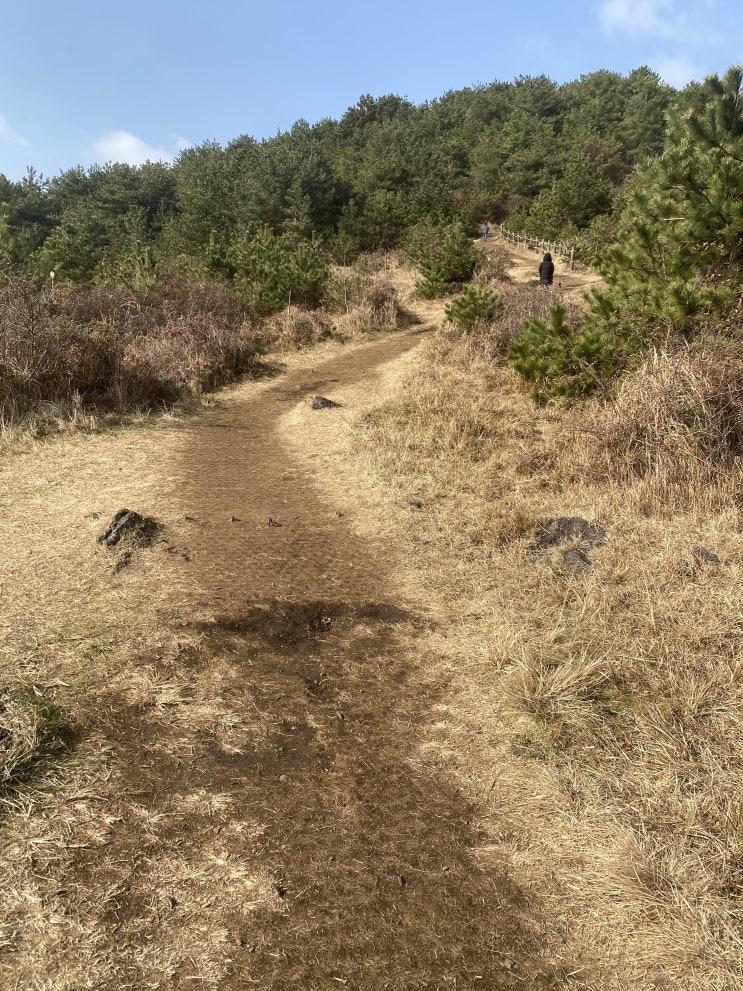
[1,60,742,991]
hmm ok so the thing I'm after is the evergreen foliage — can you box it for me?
[588,66,743,342]
[0,66,677,283]
[444,285,502,332]
[414,222,477,298]
[508,303,620,400]
[228,226,329,314]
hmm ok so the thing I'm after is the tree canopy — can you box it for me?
[0,66,678,291]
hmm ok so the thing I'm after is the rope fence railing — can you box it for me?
[499,224,575,269]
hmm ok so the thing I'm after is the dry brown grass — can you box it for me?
[352,294,743,988]
[2,243,741,989]
[551,345,743,512]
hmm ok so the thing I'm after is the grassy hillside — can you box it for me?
[353,240,743,988]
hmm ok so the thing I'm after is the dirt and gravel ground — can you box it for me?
[1,251,577,990]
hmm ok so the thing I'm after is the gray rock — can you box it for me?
[692,545,730,567]
[533,516,608,550]
[562,547,593,568]
[310,395,342,409]
[530,516,609,569]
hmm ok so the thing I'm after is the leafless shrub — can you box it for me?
[0,272,263,430]
[262,307,337,350]
[474,244,512,283]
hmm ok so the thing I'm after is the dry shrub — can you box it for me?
[119,318,265,404]
[262,307,337,350]
[331,271,412,338]
[50,265,249,330]
[474,243,512,283]
[0,272,263,430]
[556,346,743,508]
[361,277,401,325]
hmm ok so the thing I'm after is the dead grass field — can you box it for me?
[353,240,743,990]
[1,246,741,990]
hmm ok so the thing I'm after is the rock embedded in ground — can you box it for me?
[310,395,342,409]
[561,547,593,568]
[98,509,165,572]
[533,516,608,550]
[531,516,609,568]
[692,545,730,567]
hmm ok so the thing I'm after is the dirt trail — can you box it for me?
[492,235,603,300]
[1,264,564,989]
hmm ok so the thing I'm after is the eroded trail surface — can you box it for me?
[101,329,554,989]
[2,270,563,989]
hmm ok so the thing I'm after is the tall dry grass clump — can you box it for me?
[553,345,743,510]
[474,242,512,285]
[329,268,410,337]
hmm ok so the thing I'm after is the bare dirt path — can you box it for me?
[492,235,603,301]
[1,281,560,988]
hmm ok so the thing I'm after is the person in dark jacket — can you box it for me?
[539,251,554,285]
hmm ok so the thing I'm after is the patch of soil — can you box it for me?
[4,308,566,989]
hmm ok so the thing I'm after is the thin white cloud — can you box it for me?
[0,113,29,147]
[599,0,677,39]
[92,130,178,166]
[651,54,705,87]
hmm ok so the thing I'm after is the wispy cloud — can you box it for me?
[599,0,677,39]
[598,0,721,44]
[0,113,30,147]
[91,130,184,167]
[652,54,705,87]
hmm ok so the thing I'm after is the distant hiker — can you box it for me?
[539,251,554,285]
[482,221,489,242]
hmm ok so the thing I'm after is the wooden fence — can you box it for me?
[499,225,575,268]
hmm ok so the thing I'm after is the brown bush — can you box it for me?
[474,244,511,284]
[0,272,263,427]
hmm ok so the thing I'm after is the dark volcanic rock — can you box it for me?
[533,516,608,550]
[98,509,164,549]
[310,395,342,410]
[692,545,730,567]
[99,509,164,572]
[531,516,609,568]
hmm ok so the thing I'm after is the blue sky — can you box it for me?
[1,0,741,182]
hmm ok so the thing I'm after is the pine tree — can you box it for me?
[589,65,743,341]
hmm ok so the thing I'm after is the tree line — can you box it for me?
[0,66,674,288]
[2,62,741,404]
